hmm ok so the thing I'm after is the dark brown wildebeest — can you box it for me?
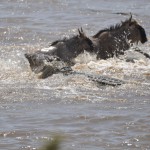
[90,14,148,59]
[46,28,94,63]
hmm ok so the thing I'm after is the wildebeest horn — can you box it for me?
[78,28,85,37]
[129,13,132,22]
[81,27,83,33]
[78,28,82,35]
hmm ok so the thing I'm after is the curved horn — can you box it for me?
[129,13,132,22]
[78,28,85,37]
[78,28,82,35]
[81,27,83,33]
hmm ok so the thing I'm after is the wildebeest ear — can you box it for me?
[125,13,133,26]
[80,27,84,33]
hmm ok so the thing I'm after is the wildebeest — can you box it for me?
[25,28,94,77]
[25,28,94,68]
[47,28,94,63]
[90,14,148,59]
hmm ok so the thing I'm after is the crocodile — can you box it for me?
[25,53,68,79]
[25,53,125,86]
[59,67,125,86]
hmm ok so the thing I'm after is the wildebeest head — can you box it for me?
[77,28,94,52]
[123,14,148,44]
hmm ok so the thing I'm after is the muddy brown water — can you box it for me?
[0,0,150,149]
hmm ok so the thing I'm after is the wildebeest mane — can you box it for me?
[50,37,67,46]
[49,34,94,50]
[49,34,82,46]
[93,18,131,38]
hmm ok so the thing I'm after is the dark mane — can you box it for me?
[50,34,81,46]
[93,18,130,38]
[50,37,67,46]
[50,34,94,50]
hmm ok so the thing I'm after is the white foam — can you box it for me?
[41,46,56,52]
[74,51,97,63]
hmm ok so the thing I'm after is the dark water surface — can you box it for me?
[0,0,150,150]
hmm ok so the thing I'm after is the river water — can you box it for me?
[0,0,150,150]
